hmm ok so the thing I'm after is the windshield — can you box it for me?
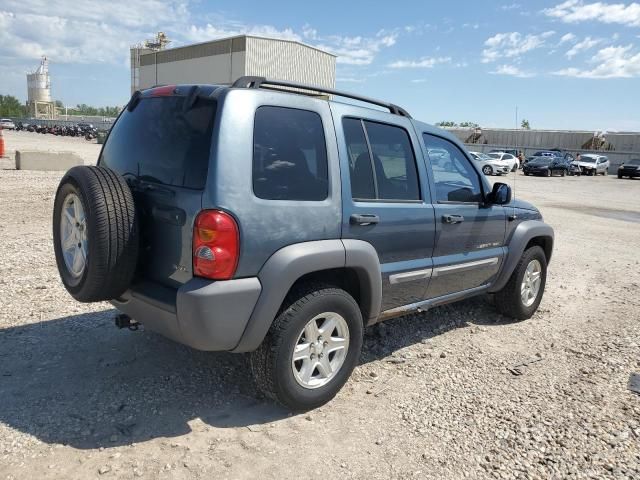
[579,157,597,163]
[488,153,501,159]
[627,159,640,165]
[472,153,492,160]
[99,96,216,189]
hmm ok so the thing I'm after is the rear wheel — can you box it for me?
[53,166,139,302]
[618,173,623,179]
[495,246,547,320]
[251,286,364,410]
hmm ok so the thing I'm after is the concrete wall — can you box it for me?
[15,150,84,171]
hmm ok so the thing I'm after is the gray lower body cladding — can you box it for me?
[111,277,261,351]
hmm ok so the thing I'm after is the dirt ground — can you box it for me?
[0,134,639,479]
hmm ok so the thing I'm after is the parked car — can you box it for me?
[0,118,16,130]
[490,148,519,157]
[617,159,640,179]
[52,78,554,410]
[469,151,510,175]
[573,154,609,176]
[488,152,519,171]
[523,157,569,177]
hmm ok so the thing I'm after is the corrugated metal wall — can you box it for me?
[449,127,640,152]
[245,37,336,88]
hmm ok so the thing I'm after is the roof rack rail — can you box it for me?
[231,76,411,118]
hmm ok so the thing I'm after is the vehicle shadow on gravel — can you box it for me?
[0,309,288,449]
[0,297,508,449]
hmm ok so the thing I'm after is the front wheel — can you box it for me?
[494,246,547,320]
[251,286,364,410]
[482,165,493,175]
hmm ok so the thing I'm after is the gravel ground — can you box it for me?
[0,157,639,479]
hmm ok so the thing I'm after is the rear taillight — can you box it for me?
[193,210,239,280]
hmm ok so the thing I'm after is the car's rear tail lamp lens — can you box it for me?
[193,210,239,280]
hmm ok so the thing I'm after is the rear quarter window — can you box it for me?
[252,106,328,201]
[100,96,216,189]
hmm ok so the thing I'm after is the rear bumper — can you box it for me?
[111,277,262,351]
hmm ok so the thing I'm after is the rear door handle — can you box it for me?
[350,214,380,226]
[442,214,464,224]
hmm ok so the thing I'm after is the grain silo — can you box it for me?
[26,57,55,119]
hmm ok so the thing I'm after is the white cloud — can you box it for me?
[566,36,602,57]
[559,33,577,44]
[482,31,555,63]
[336,77,365,83]
[0,1,399,72]
[388,56,452,68]
[501,3,522,10]
[315,33,398,65]
[555,44,640,77]
[185,24,301,43]
[410,78,427,83]
[544,1,640,27]
[490,64,536,77]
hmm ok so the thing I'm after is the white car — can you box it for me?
[488,152,519,171]
[573,154,610,176]
[0,119,16,130]
[469,151,510,176]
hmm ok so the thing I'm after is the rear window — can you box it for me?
[100,96,216,189]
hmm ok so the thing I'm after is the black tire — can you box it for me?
[618,173,623,179]
[560,169,566,177]
[546,169,551,177]
[482,165,492,175]
[250,285,364,411]
[53,166,139,302]
[494,246,547,320]
[603,168,608,176]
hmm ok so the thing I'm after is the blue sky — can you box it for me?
[1,0,639,130]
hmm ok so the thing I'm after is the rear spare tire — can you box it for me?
[53,166,138,302]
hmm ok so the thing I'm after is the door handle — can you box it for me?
[350,214,380,226]
[442,214,464,224]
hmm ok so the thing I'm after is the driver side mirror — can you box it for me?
[489,182,512,205]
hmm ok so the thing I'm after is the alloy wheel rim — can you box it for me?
[60,193,88,278]
[520,259,542,307]
[291,312,350,389]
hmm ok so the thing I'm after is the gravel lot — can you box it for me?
[1,134,639,479]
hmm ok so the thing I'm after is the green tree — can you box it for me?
[459,121,479,128]
[54,100,64,108]
[0,95,27,117]
[435,121,457,127]
[521,119,531,130]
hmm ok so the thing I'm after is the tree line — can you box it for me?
[0,94,121,118]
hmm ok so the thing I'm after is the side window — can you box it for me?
[423,133,482,203]
[343,118,420,201]
[253,106,328,201]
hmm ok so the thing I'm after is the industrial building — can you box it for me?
[130,34,336,94]
[26,57,55,119]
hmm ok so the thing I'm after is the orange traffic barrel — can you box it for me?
[0,127,5,158]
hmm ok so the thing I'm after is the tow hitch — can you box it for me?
[114,313,140,331]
